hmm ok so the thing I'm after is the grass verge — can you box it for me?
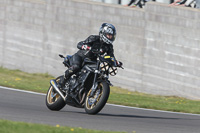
[0,67,200,114]
[0,119,125,133]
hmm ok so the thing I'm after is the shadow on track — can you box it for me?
[97,113,181,120]
[59,110,182,120]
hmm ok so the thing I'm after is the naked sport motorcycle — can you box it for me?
[45,48,123,115]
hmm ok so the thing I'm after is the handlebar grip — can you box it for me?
[59,54,65,58]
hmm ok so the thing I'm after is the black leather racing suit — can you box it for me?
[63,35,115,81]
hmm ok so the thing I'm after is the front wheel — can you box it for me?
[85,81,110,115]
[45,76,66,111]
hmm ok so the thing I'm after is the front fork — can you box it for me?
[89,61,113,97]
[89,61,100,97]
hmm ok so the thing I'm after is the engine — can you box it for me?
[69,75,77,89]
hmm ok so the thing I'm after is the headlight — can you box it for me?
[100,62,118,76]
[100,62,109,71]
[109,67,118,76]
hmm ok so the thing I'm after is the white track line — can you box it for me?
[107,103,200,116]
[0,86,45,96]
[1,86,200,116]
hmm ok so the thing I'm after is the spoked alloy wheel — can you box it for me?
[47,86,60,104]
[45,76,66,111]
[85,81,110,115]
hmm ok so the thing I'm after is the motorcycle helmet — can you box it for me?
[99,23,116,44]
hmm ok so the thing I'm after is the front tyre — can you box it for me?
[85,81,110,115]
[45,76,66,111]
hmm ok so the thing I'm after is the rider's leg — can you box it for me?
[58,54,82,88]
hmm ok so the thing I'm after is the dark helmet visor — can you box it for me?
[106,33,115,41]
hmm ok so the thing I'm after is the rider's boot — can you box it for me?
[57,67,74,89]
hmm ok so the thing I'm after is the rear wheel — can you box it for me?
[85,82,110,115]
[45,76,66,111]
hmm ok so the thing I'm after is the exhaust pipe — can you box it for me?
[50,80,66,101]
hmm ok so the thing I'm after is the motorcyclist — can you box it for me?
[58,23,123,89]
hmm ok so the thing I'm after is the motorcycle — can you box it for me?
[45,48,123,115]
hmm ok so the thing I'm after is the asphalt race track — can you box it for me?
[0,86,200,133]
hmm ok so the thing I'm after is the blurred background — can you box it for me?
[91,0,172,4]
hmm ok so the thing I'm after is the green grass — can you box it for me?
[0,67,53,93]
[109,87,200,114]
[0,119,125,133]
[0,67,200,114]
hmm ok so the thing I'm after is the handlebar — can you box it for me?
[59,54,65,58]
[59,51,124,69]
[120,66,124,69]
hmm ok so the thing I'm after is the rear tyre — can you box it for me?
[45,76,66,111]
[85,82,110,115]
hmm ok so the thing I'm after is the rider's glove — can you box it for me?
[117,61,123,67]
[82,45,91,50]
